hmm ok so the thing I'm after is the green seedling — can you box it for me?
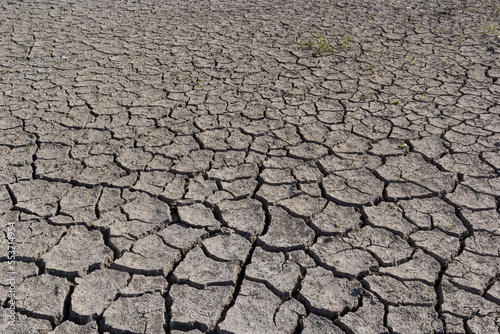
[302,33,334,56]
[491,1,500,14]
[302,38,314,48]
[313,33,334,55]
[341,35,352,49]
[398,143,408,149]
[486,25,500,36]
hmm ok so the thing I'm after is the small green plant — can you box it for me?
[302,38,314,48]
[398,143,408,149]
[486,25,500,36]
[313,33,334,55]
[491,1,500,14]
[302,33,334,55]
[341,35,352,49]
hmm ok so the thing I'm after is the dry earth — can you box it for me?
[0,0,499,333]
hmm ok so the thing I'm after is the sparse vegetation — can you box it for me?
[340,35,352,49]
[301,33,334,56]
[300,32,355,55]
[313,33,334,55]
[491,1,500,14]
[361,92,371,100]
[486,24,499,36]
[302,38,314,48]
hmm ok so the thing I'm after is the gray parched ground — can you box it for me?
[0,0,499,333]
